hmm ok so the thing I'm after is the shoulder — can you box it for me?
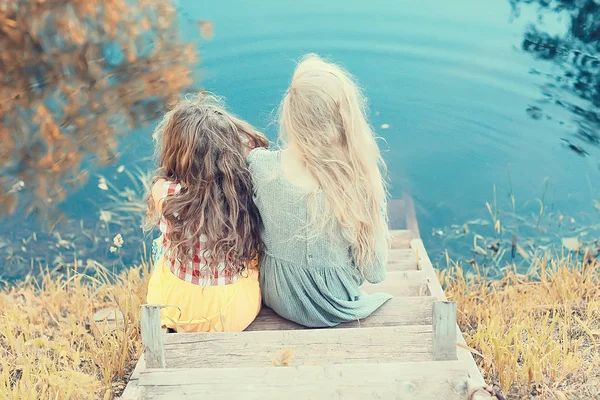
[151,179,181,212]
[248,148,279,176]
[248,147,275,164]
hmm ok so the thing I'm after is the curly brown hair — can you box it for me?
[145,94,268,276]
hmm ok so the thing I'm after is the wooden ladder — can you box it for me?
[121,228,491,400]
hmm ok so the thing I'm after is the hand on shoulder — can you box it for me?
[151,178,168,213]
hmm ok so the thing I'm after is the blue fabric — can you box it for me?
[248,148,392,328]
[152,236,163,263]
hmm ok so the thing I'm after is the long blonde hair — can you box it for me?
[279,54,389,271]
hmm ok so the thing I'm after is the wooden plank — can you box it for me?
[388,248,418,271]
[119,355,145,400]
[411,238,490,395]
[362,270,429,297]
[390,229,412,249]
[433,301,458,361]
[161,326,434,368]
[388,261,418,272]
[139,361,468,400]
[387,199,406,230]
[140,305,166,369]
[389,248,417,262]
[246,296,436,331]
[403,193,421,238]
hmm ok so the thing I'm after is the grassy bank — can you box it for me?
[0,264,149,399]
[0,253,598,399]
[442,252,600,399]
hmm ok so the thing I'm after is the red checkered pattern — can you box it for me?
[158,180,238,286]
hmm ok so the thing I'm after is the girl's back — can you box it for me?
[145,94,268,332]
[251,54,392,328]
[250,148,358,273]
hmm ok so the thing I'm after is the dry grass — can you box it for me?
[0,263,149,399]
[442,252,600,399]
[1,247,598,399]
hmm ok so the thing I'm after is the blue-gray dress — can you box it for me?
[248,148,392,328]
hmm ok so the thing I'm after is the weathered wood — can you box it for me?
[246,296,436,331]
[433,301,458,361]
[140,305,166,369]
[411,238,488,390]
[389,248,417,261]
[390,229,412,249]
[388,248,419,271]
[119,201,491,400]
[403,193,421,238]
[468,380,494,399]
[161,326,434,368]
[387,199,407,230]
[119,355,145,400]
[362,270,429,297]
[139,361,469,400]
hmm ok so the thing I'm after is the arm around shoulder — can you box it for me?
[151,179,167,214]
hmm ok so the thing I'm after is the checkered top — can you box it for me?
[157,180,239,286]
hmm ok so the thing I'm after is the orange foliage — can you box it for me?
[0,0,197,217]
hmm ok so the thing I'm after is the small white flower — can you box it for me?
[113,234,124,248]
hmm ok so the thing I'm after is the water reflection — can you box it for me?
[0,0,197,219]
[511,0,600,161]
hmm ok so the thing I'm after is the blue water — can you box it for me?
[2,0,600,280]
[191,0,600,248]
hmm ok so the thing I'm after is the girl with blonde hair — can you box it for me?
[248,54,391,327]
[145,94,268,332]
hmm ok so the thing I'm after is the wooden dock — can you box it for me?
[121,198,492,399]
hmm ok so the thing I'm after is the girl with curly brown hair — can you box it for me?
[144,94,268,332]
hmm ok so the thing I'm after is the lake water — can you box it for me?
[2,0,599,281]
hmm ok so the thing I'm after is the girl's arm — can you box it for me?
[360,200,389,284]
[360,237,388,284]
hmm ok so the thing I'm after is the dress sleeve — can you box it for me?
[162,180,182,198]
[359,199,389,284]
[360,237,388,284]
[247,147,272,192]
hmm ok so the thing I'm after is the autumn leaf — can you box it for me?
[271,348,294,366]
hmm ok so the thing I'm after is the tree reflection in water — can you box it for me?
[0,0,198,218]
[510,0,600,162]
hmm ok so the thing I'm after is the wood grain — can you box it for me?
[140,305,165,369]
[411,238,489,394]
[388,248,419,271]
[362,270,429,297]
[433,301,458,361]
[246,296,436,331]
[139,361,468,400]
[387,199,407,230]
[162,326,434,368]
[390,229,412,249]
[118,355,145,400]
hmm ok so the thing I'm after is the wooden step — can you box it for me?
[138,361,468,400]
[388,248,418,271]
[390,229,412,249]
[246,296,436,331]
[161,326,435,369]
[362,270,429,296]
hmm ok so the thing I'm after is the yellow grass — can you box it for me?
[0,252,598,399]
[441,251,600,399]
[0,264,149,399]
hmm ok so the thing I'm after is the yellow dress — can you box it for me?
[146,255,261,332]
